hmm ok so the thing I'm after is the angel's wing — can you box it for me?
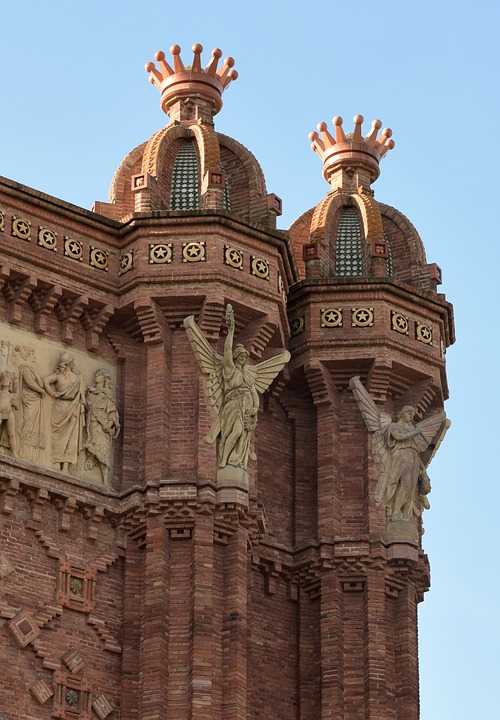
[183,315,224,413]
[253,350,290,395]
[416,411,446,444]
[349,376,391,433]
[420,417,451,468]
[349,376,394,505]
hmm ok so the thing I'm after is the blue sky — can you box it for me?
[1,1,499,716]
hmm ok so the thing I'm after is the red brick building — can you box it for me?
[0,42,454,720]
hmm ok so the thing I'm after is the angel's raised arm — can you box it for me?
[223,304,235,372]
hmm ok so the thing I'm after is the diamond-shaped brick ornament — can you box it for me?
[8,610,40,647]
[62,648,85,673]
[30,679,54,704]
[92,694,114,720]
[0,553,14,579]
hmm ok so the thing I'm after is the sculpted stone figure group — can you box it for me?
[0,342,119,483]
[350,375,450,541]
[184,304,290,492]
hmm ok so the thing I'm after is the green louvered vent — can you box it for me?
[170,140,199,210]
[335,206,364,276]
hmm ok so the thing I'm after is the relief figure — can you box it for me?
[13,345,50,465]
[349,375,450,525]
[0,369,18,457]
[84,369,120,483]
[184,304,290,488]
[44,352,85,473]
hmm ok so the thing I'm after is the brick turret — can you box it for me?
[0,40,453,720]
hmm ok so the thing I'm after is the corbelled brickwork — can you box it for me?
[0,40,453,720]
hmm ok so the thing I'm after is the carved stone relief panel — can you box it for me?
[0,321,119,484]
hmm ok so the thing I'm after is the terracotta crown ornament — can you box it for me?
[145,43,238,118]
[309,115,396,184]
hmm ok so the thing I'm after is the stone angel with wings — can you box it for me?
[184,304,290,482]
[349,376,450,522]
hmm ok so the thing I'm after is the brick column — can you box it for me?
[222,526,248,720]
[320,570,343,720]
[366,570,389,719]
[191,512,215,720]
[121,538,143,720]
[144,342,170,483]
[395,580,419,720]
[140,516,169,720]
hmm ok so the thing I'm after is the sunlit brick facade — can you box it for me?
[0,41,453,720]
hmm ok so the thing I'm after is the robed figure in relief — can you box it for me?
[85,369,120,483]
[44,352,86,473]
[13,345,50,466]
[349,376,450,522]
[184,304,290,482]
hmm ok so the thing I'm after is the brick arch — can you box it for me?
[294,190,386,279]
[108,141,148,217]
[217,133,269,224]
[289,207,314,279]
[141,123,220,191]
[378,202,427,267]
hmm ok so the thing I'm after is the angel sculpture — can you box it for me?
[184,304,290,487]
[349,376,450,522]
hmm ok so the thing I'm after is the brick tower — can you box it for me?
[0,41,453,720]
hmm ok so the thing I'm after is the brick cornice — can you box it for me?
[288,277,455,345]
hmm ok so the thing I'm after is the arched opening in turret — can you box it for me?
[334,205,364,276]
[170,139,200,210]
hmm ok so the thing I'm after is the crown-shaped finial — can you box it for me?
[309,114,396,184]
[145,43,238,118]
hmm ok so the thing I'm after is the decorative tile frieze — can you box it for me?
[89,247,109,272]
[11,216,31,241]
[30,679,54,705]
[119,250,133,275]
[251,256,270,280]
[224,245,243,270]
[321,307,343,328]
[38,226,57,251]
[351,307,374,327]
[64,236,83,261]
[391,310,409,335]
[416,322,433,345]
[149,242,173,264]
[182,240,206,263]
[290,316,305,337]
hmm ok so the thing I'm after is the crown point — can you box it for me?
[170,44,181,55]
[387,139,395,149]
[380,128,393,141]
[155,50,165,61]
[145,62,155,73]
[333,116,343,126]
[212,48,223,58]
[225,56,235,68]
[317,121,328,132]
[309,131,319,142]
[353,114,364,124]
[229,69,239,80]
[373,119,382,129]
[192,43,203,53]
